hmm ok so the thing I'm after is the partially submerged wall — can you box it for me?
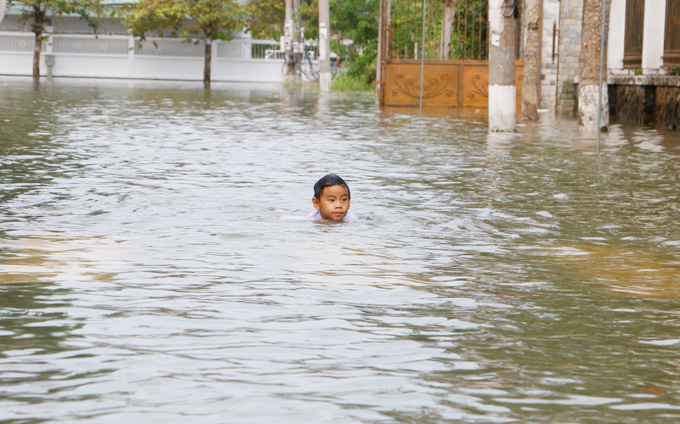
[609,75,680,130]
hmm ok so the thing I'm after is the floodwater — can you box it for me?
[1,77,679,423]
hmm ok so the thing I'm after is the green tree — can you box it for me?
[243,0,284,40]
[123,0,241,87]
[7,0,104,80]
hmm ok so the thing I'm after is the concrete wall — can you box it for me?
[609,75,680,130]
[0,11,301,84]
[0,31,294,83]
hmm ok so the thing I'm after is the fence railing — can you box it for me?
[0,32,285,61]
[54,36,129,55]
[0,33,33,52]
[387,0,521,61]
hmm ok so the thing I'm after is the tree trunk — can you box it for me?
[578,0,610,137]
[31,5,45,81]
[488,0,517,131]
[521,0,540,120]
[204,39,212,88]
[439,0,459,60]
[32,31,42,80]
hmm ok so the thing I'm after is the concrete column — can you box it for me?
[577,0,609,136]
[488,0,517,132]
[285,0,297,83]
[522,0,541,120]
[642,0,666,73]
[318,0,331,93]
[128,34,135,78]
[44,28,54,78]
[376,0,391,106]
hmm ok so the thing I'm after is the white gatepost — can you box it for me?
[128,34,135,78]
[44,29,55,78]
[642,0,666,74]
[607,0,626,72]
[488,0,517,132]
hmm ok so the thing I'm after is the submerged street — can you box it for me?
[1,78,679,423]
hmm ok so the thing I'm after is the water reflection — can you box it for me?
[1,77,679,423]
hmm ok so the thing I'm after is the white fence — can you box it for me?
[0,32,306,83]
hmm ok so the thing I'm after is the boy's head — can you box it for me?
[312,174,351,221]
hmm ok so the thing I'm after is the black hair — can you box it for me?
[313,174,350,200]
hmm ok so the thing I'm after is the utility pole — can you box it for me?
[376,0,391,106]
[318,0,331,92]
[0,0,5,24]
[488,0,517,131]
[522,0,541,120]
[578,0,609,137]
[284,0,300,84]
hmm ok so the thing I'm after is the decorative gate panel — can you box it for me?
[384,61,459,106]
[382,60,524,109]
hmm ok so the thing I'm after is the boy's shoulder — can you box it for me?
[343,212,359,222]
[308,210,359,222]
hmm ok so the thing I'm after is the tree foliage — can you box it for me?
[243,0,284,40]
[9,0,104,32]
[123,0,241,42]
[8,0,104,79]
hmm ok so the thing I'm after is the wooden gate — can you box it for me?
[377,0,523,109]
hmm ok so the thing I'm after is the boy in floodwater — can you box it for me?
[308,174,358,222]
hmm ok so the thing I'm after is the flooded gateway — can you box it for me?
[1,78,679,423]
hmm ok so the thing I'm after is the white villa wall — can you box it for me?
[605,0,668,75]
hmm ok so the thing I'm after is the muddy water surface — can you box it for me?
[1,78,679,423]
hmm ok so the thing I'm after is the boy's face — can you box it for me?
[313,184,351,221]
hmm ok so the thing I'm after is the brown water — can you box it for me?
[1,77,679,423]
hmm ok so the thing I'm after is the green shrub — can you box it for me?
[331,73,374,92]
